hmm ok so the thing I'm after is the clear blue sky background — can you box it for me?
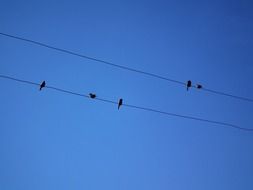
[1,0,253,189]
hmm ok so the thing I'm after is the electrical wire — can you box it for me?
[0,74,252,132]
[1,32,252,103]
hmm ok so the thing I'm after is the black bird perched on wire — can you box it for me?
[186,80,192,91]
[196,84,202,89]
[40,81,46,90]
[89,93,96,99]
[118,98,123,110]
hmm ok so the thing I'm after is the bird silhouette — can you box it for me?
[89,93,96,99]
[196,84,202,89]
[118,98,123,110]
[40,81,46,90]
[186,80,192,91]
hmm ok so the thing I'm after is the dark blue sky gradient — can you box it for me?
[1,0,253,189]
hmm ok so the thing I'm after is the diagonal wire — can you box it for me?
[1,32,252,103]
[0,74,252,132]
[0,32,185,85]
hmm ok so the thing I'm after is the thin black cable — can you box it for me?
[2,32,252,103]
[0,32,185,86]
[123,104,252,131]
[201,87,253,102]
[46,86,89,98]
[0,75,39,86]
[0,74,252,132]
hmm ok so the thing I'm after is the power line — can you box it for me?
[1,32,253,103]
[0,74,252,132]
[201,88,253,103]
[0,32,185,86]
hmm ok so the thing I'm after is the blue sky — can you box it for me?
[1,0,253,189]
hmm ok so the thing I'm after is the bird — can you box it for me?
[186,80,192,91]
[39,81,46,90]
[89,93,96,99]
[118,98,123,110]
[196,84,202,89]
